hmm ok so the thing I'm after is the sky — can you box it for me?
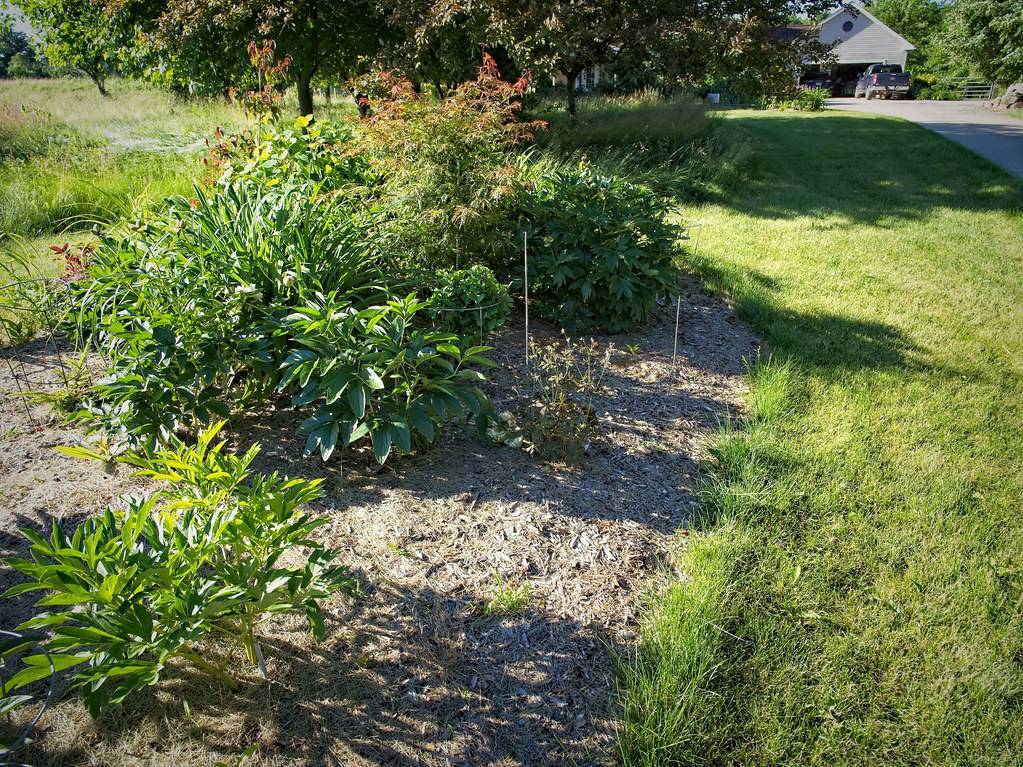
[3,3,36,37]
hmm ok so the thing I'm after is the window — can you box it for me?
[583,66,596,90]
[842,19,854,32]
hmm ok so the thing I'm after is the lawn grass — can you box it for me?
[617,110,1023,765]
[0,78,360,278]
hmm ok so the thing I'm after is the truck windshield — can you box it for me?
[872,65,903,73]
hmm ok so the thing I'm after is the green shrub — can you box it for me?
[428,264,512,338]
[518,164,680,332]
[795,87,829,112]
[209,114,376,192]
[6,423,356,717]
[73,178,385,446]
[73,174,493,461]
[281,292,494,464]
[768,87,829,112]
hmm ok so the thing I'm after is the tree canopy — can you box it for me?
[0,25,33,77]
[943,0,1023,85]
[17,0,125,93]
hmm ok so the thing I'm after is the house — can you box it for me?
[557,3,916,95]
[551,64,609,93]
[801,3,916,94]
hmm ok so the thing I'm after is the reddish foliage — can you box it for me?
[228,40,292,122]
[50,242,94,283]
[352,53,546,144]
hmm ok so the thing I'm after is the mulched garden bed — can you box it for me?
[0,275,759,766]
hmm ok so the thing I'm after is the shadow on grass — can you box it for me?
[697,113,1023,223]
[542,109,1023,223]
[696,258,926,373]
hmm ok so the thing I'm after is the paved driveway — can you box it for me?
[828,97,1023,180]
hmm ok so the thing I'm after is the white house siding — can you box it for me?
[820,6,913,68]
[551,65,608,91]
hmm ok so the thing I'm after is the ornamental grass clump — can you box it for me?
[4,423,356,717]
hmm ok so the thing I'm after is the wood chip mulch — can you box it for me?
[0,275,760,766]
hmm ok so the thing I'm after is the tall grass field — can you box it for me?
[617,109,1023,765]
[0,78,245,275]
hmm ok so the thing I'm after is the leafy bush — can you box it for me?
[768,87,829,112]
[796,87,829,112]
[6,423,355,717]
[518,164,679,332]
[428,264,512,338]
[353,55,544,271]
[281,293,494,463]
[74,179,381,446]
[73,173,492,461]
[207,114,376,192]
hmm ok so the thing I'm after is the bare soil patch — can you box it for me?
[0,276,759,766]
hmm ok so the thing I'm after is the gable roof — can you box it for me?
[821,3,916,51]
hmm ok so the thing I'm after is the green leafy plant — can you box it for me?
[0,631,54,758]
[0,275,76,348]
[13,350,93,420]
[428,264,512,339]
[207,114,376,192]
[72,177,391,448]
[519,164,680,332]
[6,423,356,717]
[768,87,829,112]
[280,293,495,463]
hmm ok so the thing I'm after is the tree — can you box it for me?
[7,48,44,76]
[710,1,837,99]
[486,0,837,114]
[486,0,647,116]
[868,0,942,69]
[0,26,33,77]
[17,0,124,94]
[943,0,1023,85]
[375,0,485,94]
[116,0,388,115]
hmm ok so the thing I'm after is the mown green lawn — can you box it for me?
[620,110,1023,765]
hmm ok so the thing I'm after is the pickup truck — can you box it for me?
[855,64,912,99]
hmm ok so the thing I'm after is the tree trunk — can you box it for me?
[88,71,109,97]
[297,71,314,116]
[564,68,581,117]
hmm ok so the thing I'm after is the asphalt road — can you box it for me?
[828,97,1023,180]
